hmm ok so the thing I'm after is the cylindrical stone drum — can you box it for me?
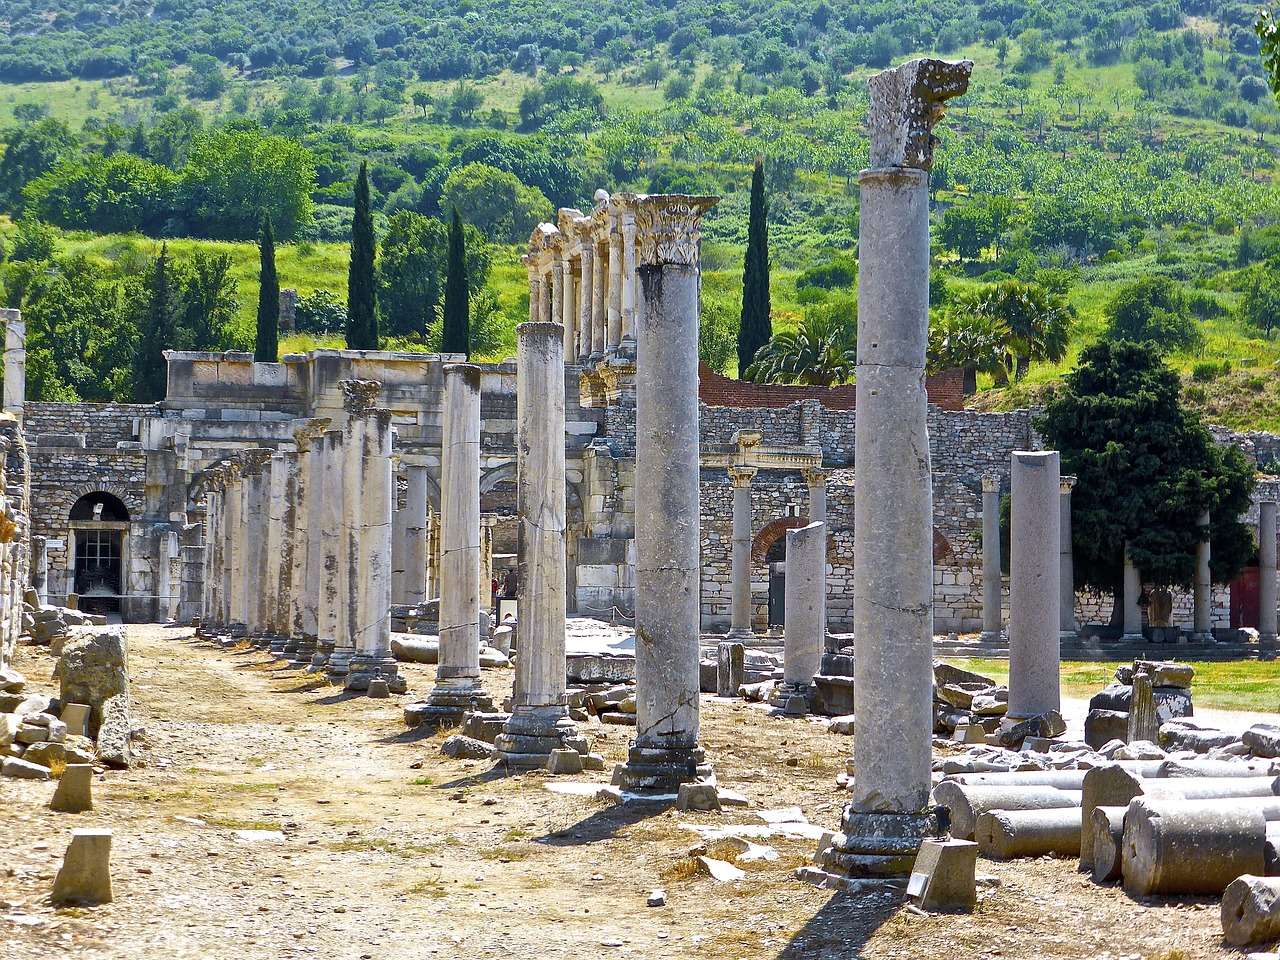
[975,807,1082,860]
[1122,797,1268,895]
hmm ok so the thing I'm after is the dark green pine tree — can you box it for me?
[442,206,470,357]
[346,160,379,349]
[133,243,175,402]
[738,156,771,377]
[255,213,279,363]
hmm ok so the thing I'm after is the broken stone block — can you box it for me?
[50,764,93,813]
[933,661,996,688]
[970,695,1007,717]
[676,782,721,812]
[23,741,66,776]
[440,734,494,760]
[1244,725,1280,759]
[95,695,131,769]
[997,710,1066,747]
[582,753,606,771]
[390,633,439,664]
[546,748,584,775]
[2,756,51,779]
[696,856,744,882]
[1085,709,1128,750]
[366,678,390,698]
[54,626,129,739]
[908,838,978,912]
[15,725,48,744]
[0,667,24,693]
[52,829,113,905]
[826,715,856,736]
[0,713,21,748]
[1159,723,1239,754]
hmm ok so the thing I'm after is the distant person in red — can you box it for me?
[491,577,499,608]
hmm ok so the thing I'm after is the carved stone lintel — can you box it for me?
[293,417,332,454]
[632,195,719,268]
[867,58,972,171]
[727,466,758,489]
[341,378,381,415]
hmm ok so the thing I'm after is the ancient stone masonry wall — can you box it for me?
[24,403,150,446]
[700,403,802,448]
[0,415,30,670]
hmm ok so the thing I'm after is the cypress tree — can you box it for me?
[255,213,279,363]
[346,160,379,349]
[738,156,772,376]
[442,206,470,357]
[133,243,175,402]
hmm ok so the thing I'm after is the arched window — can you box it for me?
[69,492,130,523]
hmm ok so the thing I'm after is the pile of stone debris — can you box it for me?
[1084,659,1195,748]
[931,661,1066,748]
[21,592,106,651]
[1,624,136,781]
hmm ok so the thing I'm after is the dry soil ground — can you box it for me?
[0,625,1255,959]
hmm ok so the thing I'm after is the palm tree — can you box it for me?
[927,309,1009,394]
[962,280,1071,382]
[744,304,856,386]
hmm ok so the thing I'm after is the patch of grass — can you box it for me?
[406,875,448,898]
[476,844,529,861]
[228,781,281,793]
[409,776,433,786]
[659,856,703,883]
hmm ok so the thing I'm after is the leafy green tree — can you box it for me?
[1103,275,1204,352]
[964,280,1072,381]
[1039,340,1255,623]
[24,153,179,235]
[181,129,316,240]
[1238,263,1280,338]
[441,162,552,244]
[937,203,994,260]
[346,161,379,350]
[255,214,279,363]
[295,291,347,336]
[927,309,1008,393]
[738,157,771,377]
[745,298,856,386]
[378,211,490,339]
[133,245,177,402]
[442,207,469,357]
[0,118,76,210]
[176,251,239,351]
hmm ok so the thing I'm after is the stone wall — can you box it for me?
[0,414,30,670]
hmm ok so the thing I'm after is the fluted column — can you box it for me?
[620,211,638,359]
[590,239,606,360]
[728,466,757,638]
[314,428,345,671]
[607,227,623,355]
[577,246,593,363]
[1193,509,1212,642]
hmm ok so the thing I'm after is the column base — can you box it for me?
[613,742,708,793]
[344,655,406,693]
[1261,634,1278,660]
[404,676,494,727]
[292,635,318,666]
[818,809,939,879]
[726,628,754,639]
[494,706,581,770]
[1058,631,1077,642]
[977,631,1002,643]
[1120,633,1144,643]
[326,648,356,678]
[1190,631,1214,644]
[615,339,636,363]
[306,639,334,672]
[769,682,812,715]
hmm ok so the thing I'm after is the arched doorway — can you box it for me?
[69,492,129,615]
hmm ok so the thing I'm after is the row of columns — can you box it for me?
[524,193,639,365]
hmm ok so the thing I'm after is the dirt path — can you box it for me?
[0,626,1242,959]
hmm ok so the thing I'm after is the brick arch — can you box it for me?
[752,517,808,564]
[934,529,953,563]
[69,482,143,521]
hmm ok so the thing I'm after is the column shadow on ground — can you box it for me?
[775,885,905,959]
[530,797,673,847]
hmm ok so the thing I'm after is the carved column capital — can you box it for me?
[1060,475,1077,495]
[728,466,758,488]
[802,467,829,487]
[631,195,719,268]
[867,58,972,171]
[293,417,332,454]
[341,378,381,415]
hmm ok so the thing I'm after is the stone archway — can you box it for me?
[751,517,808,565]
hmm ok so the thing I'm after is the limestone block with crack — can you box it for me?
[95,695,131,769]
[54,625,129,739]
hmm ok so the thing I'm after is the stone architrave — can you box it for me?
[1060,476,1077,638]
[823,57,972,883]
[496,322,579,768]
[727,466,757,638]
[314,428,345,671]
[403,464,430,606]
[981,477,1002,641]
[1122,545,1143,642]
[1262,501,1278,652]
[781,520,826,702]
[418,365,493,721]
[339,380,402,692]
[615,193,718,793]
[1007,450,1061,721]
[3,309,25,419]
[1193,510,1213,642]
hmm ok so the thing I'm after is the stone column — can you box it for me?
[1193,509,1212,642]
[403,464,430,606]
[620,210,638,359]
[390,463,407,605]
[292,419,328,662]
[158,531,177,623]
[550,260,564,342]
[1261,501,1278,651]
[1060,476,1077,639]
[1122,545,1143,641]
[981,477,1002,641]
[616,194,718,793]
[727,467,757,638]
[577,246,593,363]
[805,468,828,524]
[417,365,493,721]
[1006,450,1061,721]
[32,535,47,605]
[497,322,579,767]
[264,453,288,644]
[340,380,402,692]
[607,227,623,355]
[825,58,971,883]
[3,309,25,420]
[243,454,271,639]
[525,263,541,325]
[590,239,607,360]
[201,487,220,628]
[314,428,345,671]
[779,520,826,710]
[279,451,303,653]
[561,255,577,360]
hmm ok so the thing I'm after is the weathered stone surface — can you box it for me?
[1123,796,1266,896]
[440,734,494,760]
[23,740,66,775]
[1159,722,1239,754]
[975,807,1081,860]
[997,710,1066,747]
[52,829,113,905]
[1245,724,1280,759]
[94,695,131,769]
[0,666,24,692]
[1223,875,1280,947]
[933,782,1080,842]
[1007,450,1061,720]
[54,625,129,739]
[909,838,977,912]
[50,764,94,813]
[2,756,51,779]
[546,748,584,775]
[391,633,438,664]
[676,782,721,812]
[867,58,973,170]
[1084,709,1129,750]
[933,661,996,689]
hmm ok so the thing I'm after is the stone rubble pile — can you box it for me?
[1085,659,1195,749]
[20,593,105,651]
[0,667,100,780]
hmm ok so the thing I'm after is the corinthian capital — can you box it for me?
[867,58,972,171]
[341,378,381,415]
[631,194,719,268]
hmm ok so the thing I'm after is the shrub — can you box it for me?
[1190,360,1222,382]
[795,257,856,291]
[1184,383,1207,402]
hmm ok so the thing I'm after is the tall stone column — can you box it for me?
[1007,450,1061,720]
[525,264,541,325]
[577,246,594,363]
[824,58,971,883]
[778,521,826,710]
[590,239,607,360]
[1060,476,1077,639]
[607,228,623,355]
[2,309,25,421]
[313,428,345,671]
[264,453,288,645]
[727,467,757,638]
[425,510,440,603]
[981,477,1002,641]
[1261,501,1278,652]
[620,210,638,359]
[1122,545,1143,641]
[291,419,328,663]
[243,453,271,639]
[278,451,302,654]
[616,193,718,792]
[415,364,493,721]
[804,468,828,524]
[31,535,47,605]
[497,322,580,767]
[560,255,577,359]
[1193,509,1212,642]
[550,260,564,343]
[390,461,407,605]
[403,464,430,606]
[340,380,402,692]
[539,268,551,324]
[201,486,221,628]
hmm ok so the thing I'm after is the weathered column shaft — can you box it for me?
[438,367,485,675]
[2,309,25,420]
[607,230,623,353]
[244,462,269,635]
[621,216,637,355]
[1123,546,1143,639]
[1194,510,1212,639]
[783,521,826,690]
[577,248,593,362]
[299,423,328,643]
[982,477,1002,638]
[1060,476,1076,636]
[550,261,564,336]
[316,429,345,666]
[1262,501,1277,642]
[728,467,756,637]
[1007,450,1061,719]
[403,465,430,606]
[590,240,607,358]
[806,470,827,524]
